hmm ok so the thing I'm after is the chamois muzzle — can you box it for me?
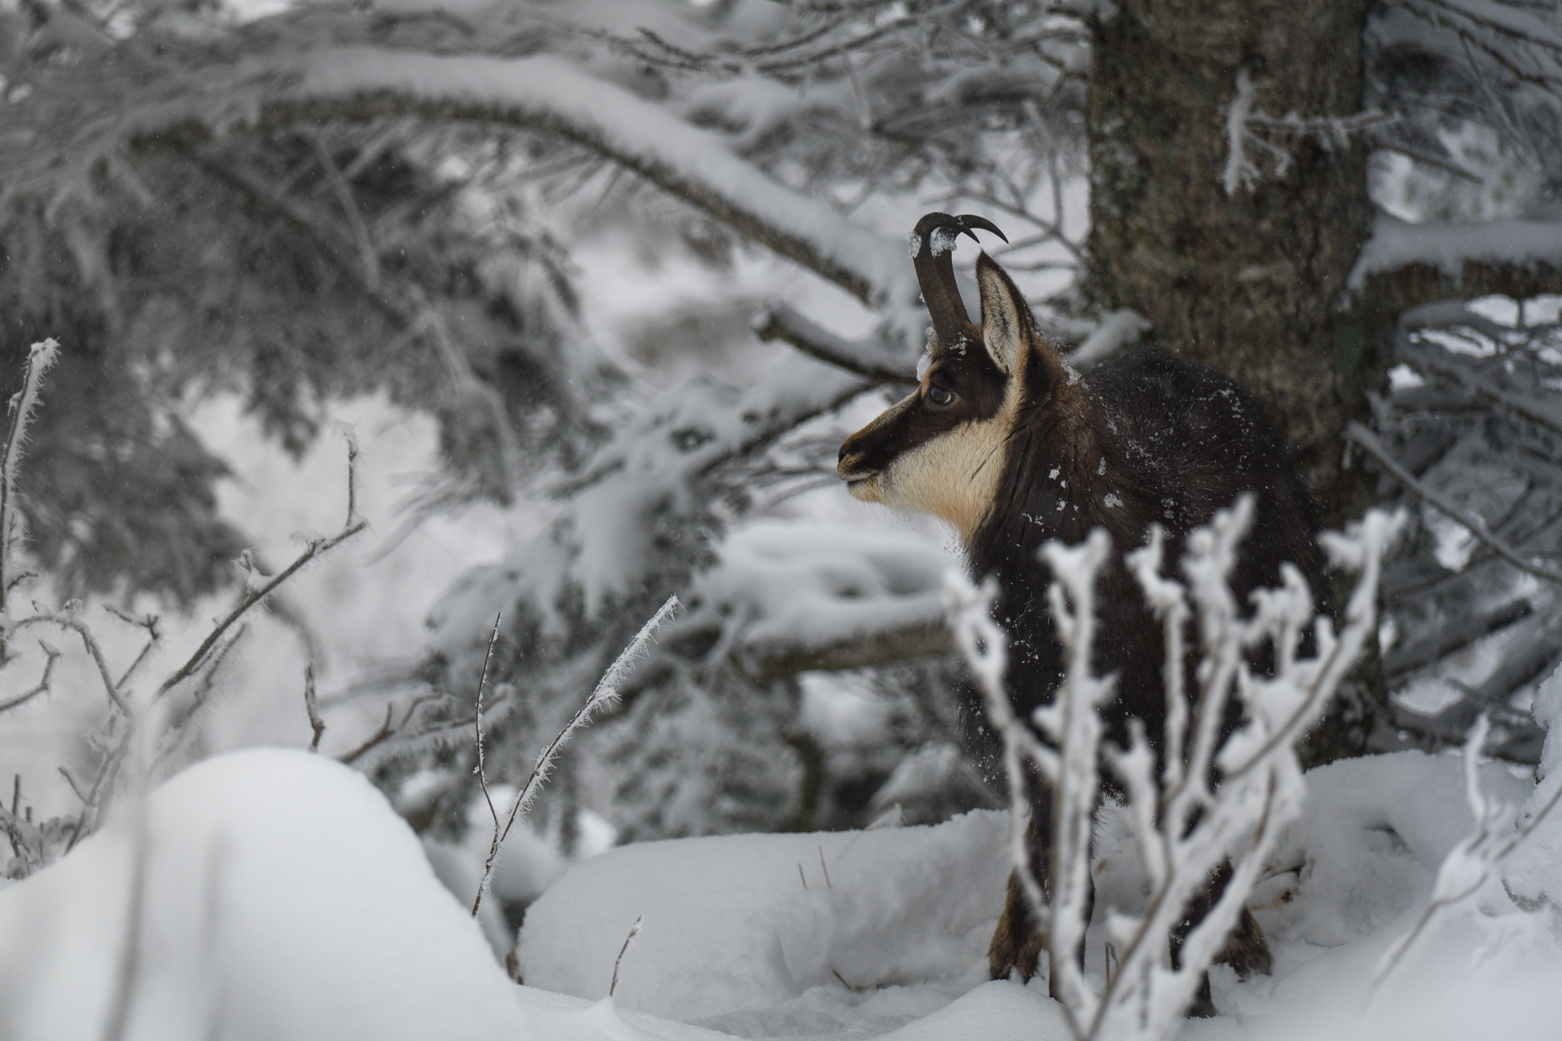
[910,212,1007,348]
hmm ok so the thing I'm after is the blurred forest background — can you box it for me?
[1,0,1561,931]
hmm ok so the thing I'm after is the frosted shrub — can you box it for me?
[947,497,1404,1041]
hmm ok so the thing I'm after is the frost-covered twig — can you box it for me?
[948,502,1403,1041]
[1223,69,1392,195]
[105,606,162,691]
[0,339,59,616]
[1373,714,1562,986]
[12,608,129,713]
[471,596,680,912]
[469,613,504,917]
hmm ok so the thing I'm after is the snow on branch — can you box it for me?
[1373,713,1562,987]
[1222,69,1392,196]
[751,299,913,383]
[108,50,912,316]
[0,339,59,617]
[947,500,1405,1041]
[673,518,950,681]
[1348,211,1562,290]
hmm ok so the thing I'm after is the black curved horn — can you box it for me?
[910,213,1008,346]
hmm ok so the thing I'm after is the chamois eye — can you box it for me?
[926,383,955,407]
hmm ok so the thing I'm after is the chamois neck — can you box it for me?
[969,376,1128,570]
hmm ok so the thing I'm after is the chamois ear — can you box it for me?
[975,252,1032,376]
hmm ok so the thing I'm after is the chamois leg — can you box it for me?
[989,796,1051,982]
[989,783,1097,1001]
[1170,858,1272,1018]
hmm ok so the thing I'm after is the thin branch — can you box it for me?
[10,612,129,713]
[157,442,367,700]
[609,915,643,997]
[469,613,504,917]
[336,692,449,765]
[0,640,59,713]
[1373,140,1486,182]
[1348,422,1562,585]
[0,339,59,615]
[308,128,381,291]
[105,606,161,690]
[750,300,910,383]
[57,765,89,804]
[303,662,325,752]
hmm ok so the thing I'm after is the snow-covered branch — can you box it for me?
[751,300,913,383]
[947,501,1404,1041]
[1349,212,1562,292]
[0,339,58,617]
[101,50,913,316]
[1222,69,1392,196]
[1373,713,1562,987]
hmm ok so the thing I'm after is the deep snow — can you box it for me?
[3,729,1561,1041]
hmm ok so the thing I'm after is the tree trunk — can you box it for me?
[1084,0,1381,762]
[1085,0,1378,529]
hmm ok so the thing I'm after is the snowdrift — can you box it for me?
[2,744,1561,1040]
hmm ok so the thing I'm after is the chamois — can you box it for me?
[837,212,1330,1017]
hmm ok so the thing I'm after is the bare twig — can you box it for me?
[0,640,60,713]
[157,440,367,700]
[1348,422,1562,585]
[609,914,643,997]
[336,692,446,765]
[303,662,325,752]
[58,765,89,804]
[105,606,162,690]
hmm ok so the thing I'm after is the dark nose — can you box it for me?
[838,439,850,465]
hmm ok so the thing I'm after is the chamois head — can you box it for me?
[838,213,1070,544]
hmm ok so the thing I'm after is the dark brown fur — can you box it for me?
[840,228,1327,1017]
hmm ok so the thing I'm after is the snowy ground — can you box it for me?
[2,729,1559,1041]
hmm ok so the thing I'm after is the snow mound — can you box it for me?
[518,810,1010,1025]
[0,748,646,1041]
[6,747,1562,1041]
